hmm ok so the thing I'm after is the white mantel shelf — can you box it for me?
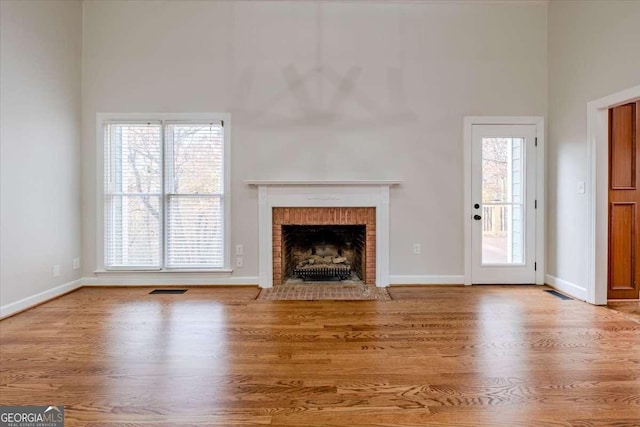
[245,180,402,186]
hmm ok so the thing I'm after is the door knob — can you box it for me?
[473,215,482,220]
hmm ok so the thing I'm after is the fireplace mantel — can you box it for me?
[248,180,400,288]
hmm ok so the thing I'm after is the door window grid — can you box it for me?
[481,137,525,265]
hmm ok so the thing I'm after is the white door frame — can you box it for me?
[463,116,545,286]
[586,85,640,305]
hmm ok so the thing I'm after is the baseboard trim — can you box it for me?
[545,274,587,301]
[389,275,464,285]
[0,279,84,319]
[83,275,259,286]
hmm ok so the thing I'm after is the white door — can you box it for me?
[471,124,537,284]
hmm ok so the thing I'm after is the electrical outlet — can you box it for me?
[73,257,80,270]
[53,265,61,277]
[236,256,243,268]
[413,244,421,255]
[235,244,243,256]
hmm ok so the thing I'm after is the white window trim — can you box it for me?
[96,113,232,273]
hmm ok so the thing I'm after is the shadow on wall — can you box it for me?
[233,64,418,130]
[230,4,417,132]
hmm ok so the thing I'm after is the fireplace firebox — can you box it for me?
[272,207,376,285]
[283,225,365,282]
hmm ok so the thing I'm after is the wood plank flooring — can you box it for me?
[607,300,640,323]
[1,285,639,426]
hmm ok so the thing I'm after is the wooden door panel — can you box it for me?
[608,203,636,291]
[608,101,640,299]
[610,104,636,189]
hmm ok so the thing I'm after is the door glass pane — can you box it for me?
[481,137,525,264]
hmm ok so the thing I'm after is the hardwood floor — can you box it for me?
[1,285,639,426]
[607,300,640,323]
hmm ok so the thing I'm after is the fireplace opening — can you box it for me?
[272,207,376,285]
[282,225,366,282]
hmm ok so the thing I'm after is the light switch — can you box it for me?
[577,181,585,194]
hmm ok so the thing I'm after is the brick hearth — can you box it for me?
[272,207,376,285]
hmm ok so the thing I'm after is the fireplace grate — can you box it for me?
[293,265,352,281]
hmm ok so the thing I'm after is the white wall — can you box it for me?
[547,1,640,293]
[81,0,548,280]
[0,1,83,308]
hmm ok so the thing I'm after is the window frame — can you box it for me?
[97,113,231,273]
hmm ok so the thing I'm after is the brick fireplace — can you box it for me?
[247,180,400,288]
[272,207,376,285]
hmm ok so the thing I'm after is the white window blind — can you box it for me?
[104,120,225,270]
[105,123,162,268]
[166,123,224,268]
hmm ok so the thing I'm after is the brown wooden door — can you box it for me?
[608,101,640,299]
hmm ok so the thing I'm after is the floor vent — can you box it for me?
[544,290,572,300]
[149,289,187,295]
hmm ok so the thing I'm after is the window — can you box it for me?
[104,118,227,270]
